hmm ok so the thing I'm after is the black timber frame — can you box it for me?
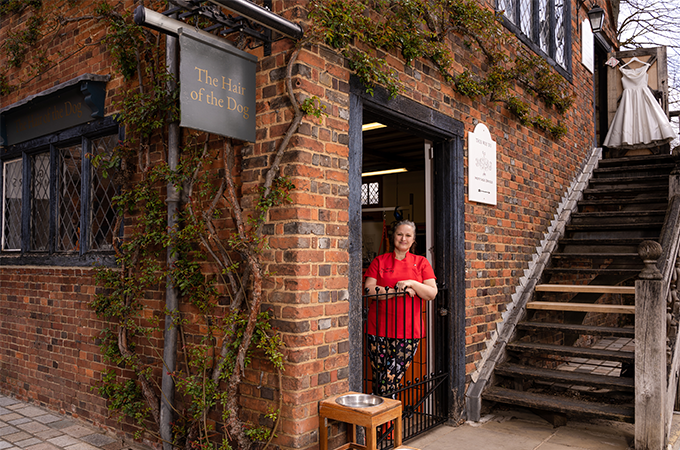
[348,76,467,423]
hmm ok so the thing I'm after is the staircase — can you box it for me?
[482,152,677,424]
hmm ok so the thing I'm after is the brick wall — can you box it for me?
[0,268,114,428]
[0,0,615,449]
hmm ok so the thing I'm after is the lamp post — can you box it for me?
[587,5,605,33]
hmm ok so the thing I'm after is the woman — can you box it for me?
[364,220,437,397]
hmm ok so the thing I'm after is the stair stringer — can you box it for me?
[464,146,603,421]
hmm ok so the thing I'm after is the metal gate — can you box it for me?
[362,287,449,448]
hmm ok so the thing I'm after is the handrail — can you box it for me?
[635,192,680,449]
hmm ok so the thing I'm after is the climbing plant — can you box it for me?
[308,0,573,138]
[0,0,580,449]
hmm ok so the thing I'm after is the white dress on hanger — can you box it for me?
[603,62,677,149]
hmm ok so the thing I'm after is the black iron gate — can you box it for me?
[362,287,449,448]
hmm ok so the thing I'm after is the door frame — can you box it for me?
[348,76,467,422]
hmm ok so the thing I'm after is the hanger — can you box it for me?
[620,56,650,68]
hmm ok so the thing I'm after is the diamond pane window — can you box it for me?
[89,135,118,251]
[520,0,533,38]
[554,0,566,66]
[539,0,549,53]
[2,159,22,251]
[497,0,515,23]
[1,126,119,262]
[361,181,380,206]
[58,144,83,252]
[31,153,51,251]
[496,0,569,71]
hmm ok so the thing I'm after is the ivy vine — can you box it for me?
[308,0,573,138]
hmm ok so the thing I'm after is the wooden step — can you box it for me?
[588,174,669,185]
[527,302,635,314]
[517,321,635,338]
[495,363,634,391]
[543,267,640,276]
[597,154,675,167]
[535,284,635,294]
[506,342,635,363]
[593,162,675,176]
[483,386,634,422]
[582,186,667,197]
[571,211,666,219]
[566,222,664,231]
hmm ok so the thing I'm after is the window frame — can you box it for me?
[497,0,573,80]
[0,116,122,266]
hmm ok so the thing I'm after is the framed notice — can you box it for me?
[179,28,257,142]
[468,123,497,205]
[582,19,594,73]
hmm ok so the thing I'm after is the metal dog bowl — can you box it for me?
[335,394,384,408]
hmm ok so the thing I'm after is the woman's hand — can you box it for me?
[395,279,438,300]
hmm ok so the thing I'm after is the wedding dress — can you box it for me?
[603,61,676,149]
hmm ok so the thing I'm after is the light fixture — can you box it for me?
[362,122,387,132]
[362,168,407,177]
[587,5,605,34]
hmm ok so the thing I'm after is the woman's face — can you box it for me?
[393,224,415,253]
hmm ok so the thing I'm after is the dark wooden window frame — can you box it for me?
[497,0,573,80]
[0,116,121,267]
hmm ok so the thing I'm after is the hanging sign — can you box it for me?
[179,28,257,142]
[468,123,497,205]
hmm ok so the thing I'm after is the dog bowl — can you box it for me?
[335,393,384,408]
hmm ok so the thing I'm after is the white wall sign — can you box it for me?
[468,123,497,205]
[582,19,594,73]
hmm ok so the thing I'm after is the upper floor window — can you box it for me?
[1,121,120,265]
[497,0,571,73]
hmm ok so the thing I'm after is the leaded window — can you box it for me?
[361,181,380,206]
[497,0,570,72]
[1,128,120,261]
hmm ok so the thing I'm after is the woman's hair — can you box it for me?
[393,220,416,234]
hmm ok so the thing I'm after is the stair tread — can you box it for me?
[589,174,669,183]
[572,211,665,217]
[496,363,634,390]
[544,267,640,274]
[594,162,675,173]
[583,186,667,194]
[535,284,635,294]
[560,238,651,244]
[598,154,675,166]
[526,302,635,314]
[483,386,634,422]
[517,321,635,337]
[507,342,634,362]
[550,253,639,258]
[566,222,663,230]
[578,197,668,205]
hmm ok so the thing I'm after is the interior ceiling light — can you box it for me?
[362,168,408,177]
[362,122,387,131]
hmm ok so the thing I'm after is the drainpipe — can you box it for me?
[161,27,180,450]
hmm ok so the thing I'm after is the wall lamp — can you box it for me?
[587,5,605,33]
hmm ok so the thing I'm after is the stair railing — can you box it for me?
[635,161,680,450]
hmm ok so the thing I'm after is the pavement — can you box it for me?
[4,390,680,450]
[408,408,680,450]
[0,395,140,450]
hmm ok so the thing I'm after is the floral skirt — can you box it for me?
[366,334,419,397]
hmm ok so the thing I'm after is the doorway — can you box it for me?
[347,76,467,436]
